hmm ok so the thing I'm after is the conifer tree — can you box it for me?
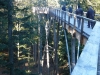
[8,0,14,74]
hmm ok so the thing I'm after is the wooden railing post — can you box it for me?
[61,10,63,25]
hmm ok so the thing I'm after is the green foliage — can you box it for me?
[14,68,27,75]
[58,27,84,74]
[2,70,9,75]
[58,29,73,65]
[0,0,9,74]
[0,0,87,75]
[0,43,8,51]
[0,0,40,74]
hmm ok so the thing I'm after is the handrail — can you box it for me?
[49,8,98,63]
[49,8,97,39]
[52,8,96,22]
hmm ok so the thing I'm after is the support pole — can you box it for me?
[63,28,71,74]
[71,35,76,71]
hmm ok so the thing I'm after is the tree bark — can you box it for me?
[45,21,49,75]
[8,0,14,75]
[38,14,42,75]
[53,19,59,75]
[35,43,38,62]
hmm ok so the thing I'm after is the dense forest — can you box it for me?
[0,0,100,75]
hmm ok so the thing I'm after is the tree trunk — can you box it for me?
[8,0,14,75]
[39,24,43,75]
[56,22,60,75]
[33,45,35,61]
[38,14,42,75]
[34,43,37,63]
[45,21,49,75]
[17,20,20,58]
[53,19,59,75]
[35,43,38,62]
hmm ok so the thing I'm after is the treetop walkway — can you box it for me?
[33,7,100,38]
[33,7,100,75]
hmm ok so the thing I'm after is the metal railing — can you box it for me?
[49,8,97,38]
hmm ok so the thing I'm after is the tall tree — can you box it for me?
[8,0,14,75]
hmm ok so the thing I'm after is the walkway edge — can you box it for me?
[71,21,100,75]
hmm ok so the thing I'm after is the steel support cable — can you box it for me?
[77,40,80,60]
[63,28,71,75]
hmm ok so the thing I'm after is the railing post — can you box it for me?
[48,7,51,21]
[60,10,62,25]
[55,9,57,20]
[64,11,66,29]
[56,9,58,21]
[57,10,58,21]
[64,11,66,21]
[54,9,56,20]
[62,11,63,21]
[59,10,60,22]
[63,11,65,21]
[61,10,63,25]
[68,12,70,24]
[80,17,84,44]
[74,14,76,27]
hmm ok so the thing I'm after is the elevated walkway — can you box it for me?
[33,7,100,75]
[49,8,100,75]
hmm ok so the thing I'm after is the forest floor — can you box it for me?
[0,68,8,75]
[0,63,69,75]
[31,57,69,75]
[0,57,69,75]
